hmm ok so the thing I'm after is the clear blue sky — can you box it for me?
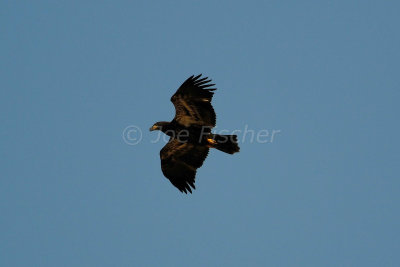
[1,1,399,266]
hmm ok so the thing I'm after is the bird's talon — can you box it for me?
[207,138,217,145]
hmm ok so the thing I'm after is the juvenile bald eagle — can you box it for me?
[150,74,240,193]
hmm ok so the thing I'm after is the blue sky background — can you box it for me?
[1,1,399,266]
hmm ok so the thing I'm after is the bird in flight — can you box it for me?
[150,74,240,193]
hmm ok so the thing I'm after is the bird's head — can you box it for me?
[149,121,169,131]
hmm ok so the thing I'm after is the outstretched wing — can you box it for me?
[171,74,217,128]
[160,138,209,193]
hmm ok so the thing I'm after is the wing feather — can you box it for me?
[160,138,209,193]
[171,74,217,128]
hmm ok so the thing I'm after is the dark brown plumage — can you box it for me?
[150,74,239,193]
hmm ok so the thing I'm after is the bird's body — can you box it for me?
[154,120,213,145]
[150,74,239,193]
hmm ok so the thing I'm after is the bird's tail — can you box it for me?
[209,134,240,154]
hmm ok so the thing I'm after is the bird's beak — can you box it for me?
[149,125,158,131]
